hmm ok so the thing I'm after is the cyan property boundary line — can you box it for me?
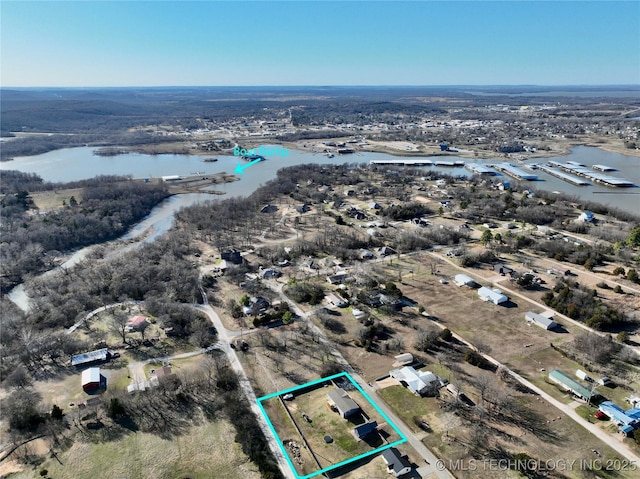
[256,372,408,479]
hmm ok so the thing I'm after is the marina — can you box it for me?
[434,160,465,167]
[465,163,497,176]
[536,164,590,186]
[592,164,617,172]
[370,159,434,166]
[548,161,634,187]
[491,162,539,181]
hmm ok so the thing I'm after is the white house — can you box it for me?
[390,366,440,396]
[477,287,508,304]
[454,274,475,287]
[525,311,558,330]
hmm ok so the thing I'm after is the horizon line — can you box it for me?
[3,84,640,89]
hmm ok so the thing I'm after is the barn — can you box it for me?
[82,367,101,392]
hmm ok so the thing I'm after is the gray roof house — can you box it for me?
[327,388,360,418]
[381,448,412,477]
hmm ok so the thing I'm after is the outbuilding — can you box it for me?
[548,369,593,401]
[81,367,101,392]
[353,421,378,440]
[477,287,508,305]
[525,311,558,330]
[454,274,475,287]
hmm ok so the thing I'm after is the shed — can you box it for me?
[327,388,360,418]
[82,367,101,392]
[477,287,508,304]
[548,369,593,401]
[454,274,474,287]
[381,448,412,477]
[394,353,414,366]
[353,421,378,440]
[525,311,558,330]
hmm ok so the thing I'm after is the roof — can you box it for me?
[549,370,592,399]
[381,448,412,474]
[477,286,508,304]
[525,311,557,329]
[127,315,148,327]
[394,353,414,365]
[390,366,438,395]
[454,274,474,286]
[72,348,109,366]
[81,367,100,385]
[327,388,360,416]
[353,421,378,439]
[599,401,639,433]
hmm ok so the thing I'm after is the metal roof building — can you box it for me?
[390,366,439,396]
[81,367,101,392]
[381,448,412,477]
[72,348,109,367]
[549,369,593,400]
[598,401,640,434]
[478,287,508,304]
[327,388,360,418]
[525,311,558,330]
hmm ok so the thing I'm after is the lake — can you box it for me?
[1,145,639,214]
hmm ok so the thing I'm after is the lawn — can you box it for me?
[377,385,431,433]
[13,420,261,479]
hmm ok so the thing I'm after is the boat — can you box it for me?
[201,157,218,163]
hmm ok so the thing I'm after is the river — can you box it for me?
[3,144,639,311]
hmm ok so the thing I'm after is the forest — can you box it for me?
[0,172,169,292]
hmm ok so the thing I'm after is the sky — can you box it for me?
[1,1,639,87]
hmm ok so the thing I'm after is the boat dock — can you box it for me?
[492,163,539,181]
[370,159,434,166]
[465,163,497,176]
[537,164,590,186]
[435,160,464,167]
[550,162,634,187]
[592,164,617,172]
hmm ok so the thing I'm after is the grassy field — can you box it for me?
[10,420,261,479]
[30,188,84,211]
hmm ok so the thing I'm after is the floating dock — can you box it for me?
[537,164,590,186]
[492,163,538,181]
[549,162,634,187]
[435,160,465,167]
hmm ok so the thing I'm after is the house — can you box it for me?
[579,211,595,222]
[295,203,311,214]
[390,366,440,396]
[326,293,348,308]
[221,249,243,265]
[126,315,148,332]
[548,370,594,401]
[260,268,282,279]
[243,296,270,316]
[369,202,382,210]
[260,204,278,213]
[81,367,101,392]
[525,311,558,330]
[410,217,429,227]
[477,287,508,305]
[377,246,397,257]
[454,274,475,287]
[72,348,110,367]
[359,250,375,260]
[352,308,366,320]
[327,388,360,418]
[598,401,640,434]
[366,228,382,237]
[327,272,349,285]
[381,448,412,477]
[353,421,378,440]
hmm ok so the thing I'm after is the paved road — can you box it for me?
[194,299,297,479]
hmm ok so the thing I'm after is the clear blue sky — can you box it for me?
[1,1,638,87]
